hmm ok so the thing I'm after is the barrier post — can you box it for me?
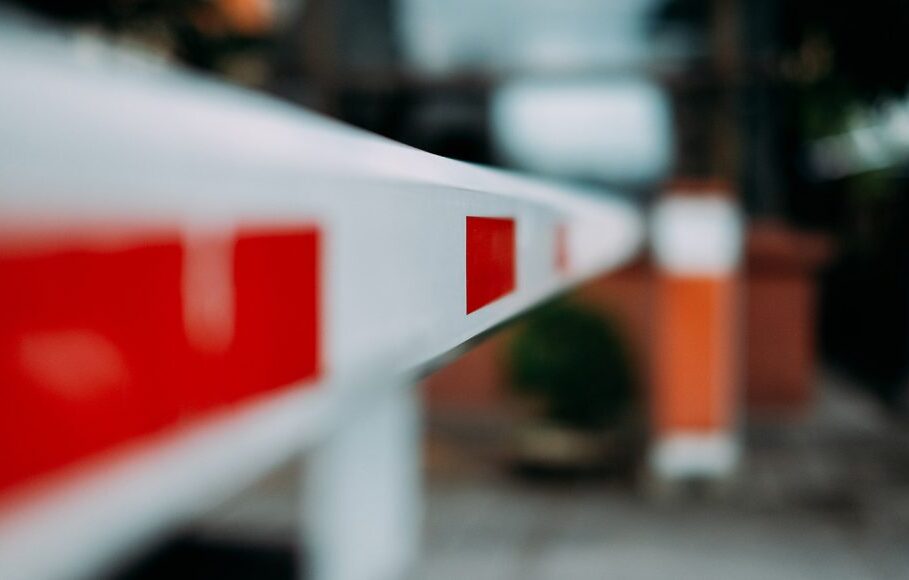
[302,380,422,580]
[649,182,744,487]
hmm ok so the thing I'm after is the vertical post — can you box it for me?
[302,381,422,580]
[650,182,744,485]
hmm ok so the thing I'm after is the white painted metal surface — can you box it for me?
[0,14,643,580]
[651,196,744,277]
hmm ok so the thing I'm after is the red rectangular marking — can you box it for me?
[466,216,516,314]
[0,226,321,498]
[555,223,569,274]
[227,228,322,402]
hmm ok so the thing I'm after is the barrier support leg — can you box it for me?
[302,381,422,580]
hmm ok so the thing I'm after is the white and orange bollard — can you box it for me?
[649,181,744,487]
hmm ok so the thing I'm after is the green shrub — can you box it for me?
[509,300,634,431]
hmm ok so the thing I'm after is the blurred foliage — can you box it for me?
[657,0,909,100]
[655,0,909,136]
[13,0,272,73]
[781,0,909,101]
[846,169,900,207]
[16,0,203,29]
[509,300,634,432]
[781,0,909,140]
[648,0,709,35]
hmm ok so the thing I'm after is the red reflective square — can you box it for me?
[227,227,322,402]
[0,237,187,493]
[466,217,516,314]
[0,225,321,498]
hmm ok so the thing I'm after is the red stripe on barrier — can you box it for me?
[555,223,569,274]
[0,226,320,497]
[466,217,515,314]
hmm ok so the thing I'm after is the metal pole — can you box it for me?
[302,381,422,580]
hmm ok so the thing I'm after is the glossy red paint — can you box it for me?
[0,226,320,497]
[466,216,516,314]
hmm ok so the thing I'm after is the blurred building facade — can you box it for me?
[258,0,907,426]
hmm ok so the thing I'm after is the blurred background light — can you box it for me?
[491,78,672,185]
[396,0,692,74]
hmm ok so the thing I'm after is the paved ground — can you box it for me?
[117,373,909,579]
[416,480,900,580]
[415,374,909,580]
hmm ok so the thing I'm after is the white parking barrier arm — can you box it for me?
[0,14,644,580]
